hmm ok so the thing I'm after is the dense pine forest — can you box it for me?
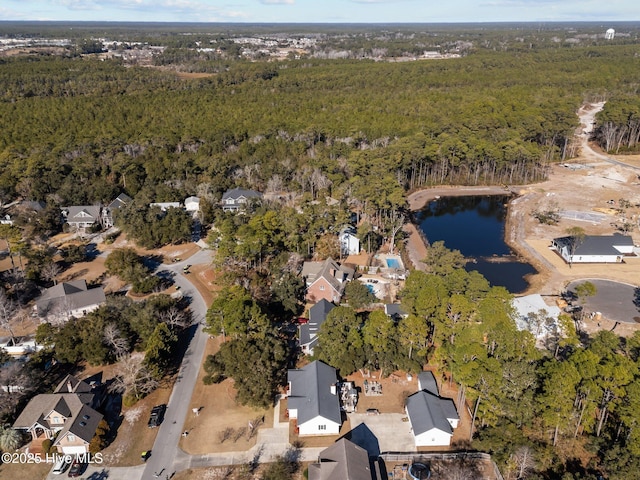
[2,23,640,480]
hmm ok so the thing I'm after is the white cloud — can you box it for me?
[260,0,295,4]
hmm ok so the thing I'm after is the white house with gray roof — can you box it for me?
[36,280,106,322]
[299,299,335,356]
[221,187,262,212]
[62,205,101,231]
[287,361,342,436]
[406,390,459,447]
[552,233,634,264]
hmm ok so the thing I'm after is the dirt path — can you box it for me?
[405,103,640,336]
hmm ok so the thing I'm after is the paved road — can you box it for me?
[567,279,640,324]
[140,250,212,480]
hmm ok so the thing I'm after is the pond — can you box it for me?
[414,195,537,293]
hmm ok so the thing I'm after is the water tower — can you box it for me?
[605,28,615,40]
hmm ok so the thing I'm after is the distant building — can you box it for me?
[221,187,262,212]
[102,193,132,228]
[184,196,200,213]
[149,202,181,212]
[62,206,101,231]
[605,28,615,40]
[512,294,562,340]
[36,280,106,322]
[551,233,633,264]
[339,226,360,256]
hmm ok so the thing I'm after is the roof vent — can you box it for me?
[82,414,90,420]
[79,421,87,427]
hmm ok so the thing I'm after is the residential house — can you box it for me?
[36,280,106,321]
[184,196,200,213]
[405,390,459,447]
[551,233,634,264]
[512,294,562,340]
[221,187,262,212]
[62,206,101,231]
[309,438,381,480]
[299,299,335,356]
[0,213,12,225]
[13,374,103,455]
[287,360,342,436]
[301,257,355,303]
[0,335,44,356]
[102,193,132,228]
[339,226,360,256]
[1,200,46,225]
[417,371,439,396]
[384,304,408,322]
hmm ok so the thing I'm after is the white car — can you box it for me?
[52,455,72,475]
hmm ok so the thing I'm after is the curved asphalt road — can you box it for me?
[141,250,212,480]
[567,279,640,324]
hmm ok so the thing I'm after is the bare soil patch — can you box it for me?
[180,336,272,455]
[0,457,52,480]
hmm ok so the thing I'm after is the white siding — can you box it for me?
[298,415,340,436]
[59,445,87,455]
[413,427,452,447]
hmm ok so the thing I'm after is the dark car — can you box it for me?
[148,404,167,428]
[67,458,86,477]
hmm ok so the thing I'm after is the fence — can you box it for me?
[379,451,504,480]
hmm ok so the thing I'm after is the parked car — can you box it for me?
[148,404,167,428]
[67,458,86,477]
[52,455,72,475]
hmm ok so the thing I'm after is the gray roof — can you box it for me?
[54,374,93,395]
[221,187,263,201]
[302,257,355,294]
[53,404,102,445]
[300,300,336,348]
[309,438,373,480]
[288,361,341,427]
[64,206,101,224]
[36,280,106,317]
[384,304,408,319]
[417,371,439,396]
[107,193,132,211]
[13,392,96,434]
[554,233,633,256]
[406,391,458,436]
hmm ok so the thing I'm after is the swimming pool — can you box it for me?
[366,284,375,293]
[386,258,401,269]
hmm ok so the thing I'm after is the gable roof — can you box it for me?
[64,206,101,223]
[54,374,93,395]
[36,280,106,317]
[302,258,355,294]
[417,371,439,396]
[288,361,341,427]
[13,392,95,431]
[309,438,373,480]
[406,391,458,436]
[221,187,262,201]
[384,304,408,319]
[107,193,133,211]
[300,300,336,350]
[554,233,633,256]
[53,404,102,445]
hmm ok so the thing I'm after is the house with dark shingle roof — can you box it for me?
[287,360,342,436]
[36,280,106,322]
[301,257,355,303]
[309,438,380,480]
[417,371,439,396]
[13,375,103,455]
[551,233,634,264]
[406,390,459,447]
[102,193,132,228]
[221,187,262,212]
[299,299,335,356]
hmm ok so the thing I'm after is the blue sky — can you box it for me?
[1,0,637,23]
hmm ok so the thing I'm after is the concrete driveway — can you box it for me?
[349,413,416,453]
[568,278,640,324]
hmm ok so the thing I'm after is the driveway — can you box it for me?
[349,413,416,453]
[567,279,640,324]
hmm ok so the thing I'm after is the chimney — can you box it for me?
[67,380,73,393]
[330,384,337,395]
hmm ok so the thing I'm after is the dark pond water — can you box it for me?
[414,195,537,293]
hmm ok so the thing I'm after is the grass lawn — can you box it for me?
[179,336,273,455]
[0,457,53,480]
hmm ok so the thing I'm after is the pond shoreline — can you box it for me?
[405,185,543,294]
